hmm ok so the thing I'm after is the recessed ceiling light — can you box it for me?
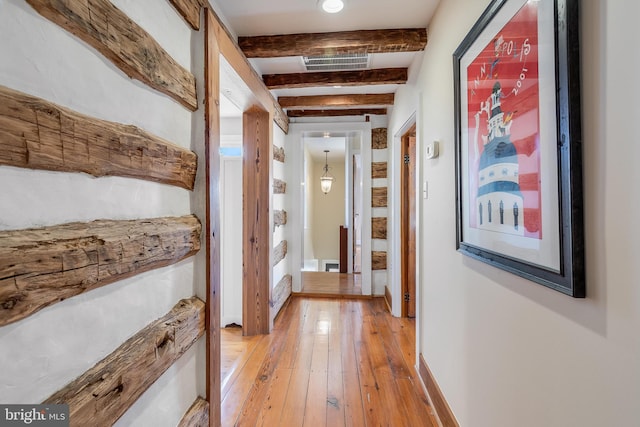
[320,0,344,13]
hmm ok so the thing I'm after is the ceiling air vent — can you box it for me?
[302,53,370,71]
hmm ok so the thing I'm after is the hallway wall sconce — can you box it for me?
[320,150,334,194]
[319,0,344,13]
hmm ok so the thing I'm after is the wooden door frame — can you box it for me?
[400,124,417,317]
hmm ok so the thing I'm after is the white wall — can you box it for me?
[389,0,640,426]
[0,1,204,425]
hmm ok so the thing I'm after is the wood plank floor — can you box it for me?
[297,271,365,298]
[220,296,438,426]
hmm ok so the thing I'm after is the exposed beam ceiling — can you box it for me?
[278,93,394,109]
[239,28,427,58]
[287,108,388,118]
[263,68,407,89]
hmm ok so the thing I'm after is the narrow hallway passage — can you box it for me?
[221,297,437,426]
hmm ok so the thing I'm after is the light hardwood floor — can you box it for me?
[297,271,365,298]
[220,296,438,426]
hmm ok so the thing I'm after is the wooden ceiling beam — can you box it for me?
[278,93,394,109]
[263,68,407,89]
[287,108,387,117]
[239,28,427,58]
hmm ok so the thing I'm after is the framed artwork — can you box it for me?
[453,0,584,297]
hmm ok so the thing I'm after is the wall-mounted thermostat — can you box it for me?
[425,141,439,159]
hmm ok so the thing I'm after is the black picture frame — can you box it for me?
[453,0,584,297]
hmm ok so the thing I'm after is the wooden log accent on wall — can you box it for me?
[372,162,388,179]
[273,145,286,162]
[372,251,387,270]
[178,397,209,427]
[44,297,205,426]
[169,0,204,30]
[273,178,287,194]
[25,0,197,110]
[372,217,388,240]
[372,128,388,149]
[372,187,388,208]
[273,240,288,267]
[274,210,288,228]
[0,86,197,190]
[271,274,292,320]
[0,215,201,327]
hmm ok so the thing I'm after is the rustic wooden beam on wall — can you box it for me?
[238,28,428,58]
[178,397,209,427]
[44,297,205,426]
[274,210,288,228]
[273,178,287,194]
[273,145,286,162]
[243,107,271,336]
[372,162,388,179]
[0,215,201,327]
[372,187,388,208]
[287,108,388,118]
[0,86,197,190]
[24,0,197,110]
[263,68,408,89]
[271,274,292,321]
[279,93,394,109]
[372,128,388,149]
[372,217,388,240]
[372,251,387,270]
[273,240,288,267]
[169,0,204,30]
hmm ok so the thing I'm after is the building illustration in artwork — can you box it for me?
[474,81,524,236]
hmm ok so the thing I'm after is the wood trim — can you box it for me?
[274,145,286,162]
[0,85,197,190]
[273,240,288,267]
[204,10,222,427]
[287,108,387,118]
[0,215,201,327]
[384,286,392,312]
[168,0,204,30]
[372,251,387,270]
[270,274,292,321]
[243,107,271,336]
[273,178,287,194]
[278,93,394,109]
[418,354,460,427]
[178,397,209,427]
[372,128,388,149]
[263,68,408,89]
[205,8,288,133]
[238,28,428,58]
[372,162,388,179]
[44,297,205,426]
[25,0,197,110]
[274,210,288,227]
[372,217,388,240]
[372,187,388,208]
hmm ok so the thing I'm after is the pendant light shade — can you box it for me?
[320,150,334,194]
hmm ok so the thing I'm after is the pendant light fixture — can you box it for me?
[320,150,334,194]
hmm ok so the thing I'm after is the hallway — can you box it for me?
[220,297,437,426]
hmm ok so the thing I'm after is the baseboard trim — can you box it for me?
[384,286,392,312]
[418,353,459,427]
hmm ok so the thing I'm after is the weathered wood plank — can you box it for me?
[372,128,388,149]
[372,187,388,208]
[169,0,204,30]
[25,0,197,110]
[274,210,288,228]
[287,108,387,118]
[273,240,288,267]
[372,251,387,270]
[279,93,394,109]
[372,217,387,240]
[44,297,205,426]
[0,215,201,326]
[263,68,408,89]
[372,162,388,179]
[271,275,292,321]
[178,397,209,427]
[273,178,287,194]
[238,28,428,58]
[0,85,197,190]
[273,145,286,162]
